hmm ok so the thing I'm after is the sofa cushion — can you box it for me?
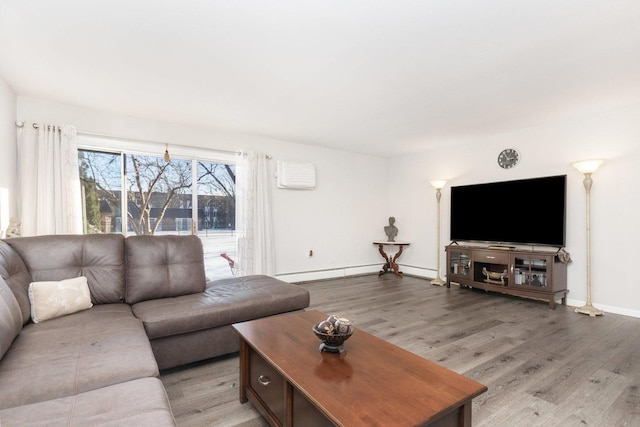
[0,240,33,324]
[132,275,310,339]
[125,235,206,304]
[0,304,159,409]
[0,377,176,426]
[0,277,22,360]
[5,234,126,305]
[28,276,93,323]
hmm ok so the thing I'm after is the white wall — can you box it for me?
[16,96,390,280]
[8,94,640,316]
[389,103,640,317]
[0,76,17,237]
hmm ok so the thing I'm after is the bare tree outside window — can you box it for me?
[126,154,192,235]
[197,161,236,231]
[78,150,121,233]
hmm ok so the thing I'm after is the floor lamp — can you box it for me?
[430,180,447,286]
[572,159,604,317]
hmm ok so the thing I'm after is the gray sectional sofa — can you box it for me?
[0,234,310,426]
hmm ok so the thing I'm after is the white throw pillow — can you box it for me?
[28,277,93,323]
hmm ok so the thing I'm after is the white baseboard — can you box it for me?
[276,264,380,283]
[400,265,436,279]
[276,264,436,283]
[566,298,640,319]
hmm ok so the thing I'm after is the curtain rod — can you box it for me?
[20,121,242,157]
[17,121,272,159]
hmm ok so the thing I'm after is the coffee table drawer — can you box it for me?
[250,349,285,424]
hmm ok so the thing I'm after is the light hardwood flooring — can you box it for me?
[160,275,640,426]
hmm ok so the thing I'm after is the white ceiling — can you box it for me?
[1,0,639,157]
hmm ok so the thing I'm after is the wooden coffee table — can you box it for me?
[233,310,487,427]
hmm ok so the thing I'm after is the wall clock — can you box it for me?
[497,148,520,169]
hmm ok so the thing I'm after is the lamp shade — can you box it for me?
[572,159,603,174]
[430,180,447,190]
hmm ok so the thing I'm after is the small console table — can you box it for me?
[373,241,410,277]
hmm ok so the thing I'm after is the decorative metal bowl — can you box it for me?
[313,324,354,355]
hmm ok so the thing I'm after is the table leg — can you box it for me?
[461,401,472,427]
[377,244,391,276]
[376,244,404,277]
[390,245,404,277]
[238,339,249,403]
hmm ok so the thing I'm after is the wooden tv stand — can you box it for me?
[445,244,568,308]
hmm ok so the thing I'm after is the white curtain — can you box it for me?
[236,151,275,276]
[17,124,83,236]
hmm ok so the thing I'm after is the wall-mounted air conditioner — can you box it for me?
[276,161,316,190]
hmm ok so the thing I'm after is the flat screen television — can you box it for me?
[449,175,567,247]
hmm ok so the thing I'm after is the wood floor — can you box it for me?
[160,275,640,426]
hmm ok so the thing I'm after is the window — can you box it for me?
[78,148,236,280]
[196,160,237,280]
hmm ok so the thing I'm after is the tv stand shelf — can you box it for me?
[445,245,568,308]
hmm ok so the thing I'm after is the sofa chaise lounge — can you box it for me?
[0,234,310,426]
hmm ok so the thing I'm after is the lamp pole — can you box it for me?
[572,160,604,316]
[431,181,447,286]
